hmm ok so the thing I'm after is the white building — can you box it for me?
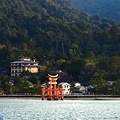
[41,83,47,88]
[108,81,115,85]
[74,82,86,94]
[11,58,38,76]
[75,82,81,88]
[58,82,71,95]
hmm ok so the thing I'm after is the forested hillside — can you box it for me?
[0,0,120,91]
[72,0,120,22]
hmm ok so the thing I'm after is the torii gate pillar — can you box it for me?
[41,74,64,100]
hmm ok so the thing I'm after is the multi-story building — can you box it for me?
[11,58,38,76]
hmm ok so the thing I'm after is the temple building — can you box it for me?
[10,58,38,76]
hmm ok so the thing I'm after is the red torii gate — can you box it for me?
[41,74,64,100]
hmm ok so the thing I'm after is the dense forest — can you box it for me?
[72,0,120,22]
[0,0,120,95]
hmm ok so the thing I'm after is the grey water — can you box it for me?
[0,99,120,120]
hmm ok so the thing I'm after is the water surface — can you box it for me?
[0,99,120,120]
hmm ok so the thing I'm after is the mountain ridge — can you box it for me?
[0,0,119,78]
[72,0,120,22]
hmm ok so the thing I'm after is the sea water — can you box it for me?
[0,99,120,120]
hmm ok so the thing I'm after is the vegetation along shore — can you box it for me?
[0,1,120,97]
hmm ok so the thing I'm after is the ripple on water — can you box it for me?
[0,99,120,120]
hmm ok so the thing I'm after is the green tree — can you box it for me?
[90,72,109,94]
[97,55,110,72]
[33,80,41,94]
[21,80,31,94]
[86,51,95,63]
[112,79,120,95]
[70,82,75,94]
[0,74,11,94]
[13,76,23,93]
[67,58,86,77]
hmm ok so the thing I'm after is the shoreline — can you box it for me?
[0,95,120,100]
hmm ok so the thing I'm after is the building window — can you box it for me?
[11,67,14,69]
[12,64,15,66]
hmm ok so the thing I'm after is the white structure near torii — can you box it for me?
[58,82,71,95]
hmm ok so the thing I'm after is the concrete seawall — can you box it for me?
[0,95,120,100]
[64,95,120,100]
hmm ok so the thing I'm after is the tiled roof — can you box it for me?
[11,60,38,64]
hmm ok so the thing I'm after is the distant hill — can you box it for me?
[0,0,120,74]
[72,0,120,22]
